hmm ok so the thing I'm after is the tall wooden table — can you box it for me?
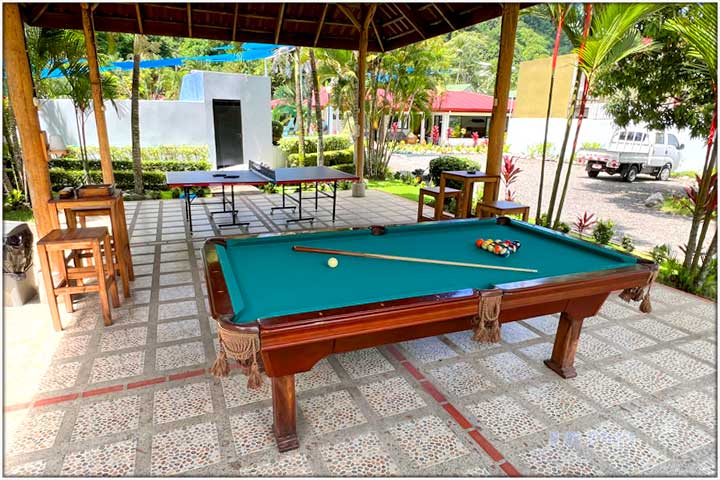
[48,191,134,296]
[435,170,500,219]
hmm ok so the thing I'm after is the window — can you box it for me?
[633,132,646,142]
[667,134,680,147]
[618,132,627,141]
[655,133,665,144]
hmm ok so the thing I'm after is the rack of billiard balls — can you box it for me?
[475,238,522,258]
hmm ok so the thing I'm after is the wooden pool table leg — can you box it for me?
[544,293,608,379]
[272,374,299,452]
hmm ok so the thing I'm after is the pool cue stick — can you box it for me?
[292,246,538,273]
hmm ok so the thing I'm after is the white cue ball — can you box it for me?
[327,257,339,268]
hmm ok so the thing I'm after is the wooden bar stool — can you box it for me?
[63,206,131,298]
[476,200,530,221]
[417,186,460,222]
[37,227,120,331]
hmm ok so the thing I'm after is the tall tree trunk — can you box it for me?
[689,142,717,275]
[131,35,144,195]
[76,108,90,183]
[3,110,21,191]
[536,8,566,222]
[294,48,305,165]
[554,74,590,228]
[309,50,324,166]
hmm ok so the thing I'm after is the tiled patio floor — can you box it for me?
[3,191,717,476]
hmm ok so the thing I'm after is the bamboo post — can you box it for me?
[81,3,114,184]
[483,3,518,204]
[352,4,377,197]
[3,4,54,237]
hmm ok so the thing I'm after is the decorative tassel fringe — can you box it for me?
[211,322,263,389]
[472,294,502,343]
[618,271,657,314]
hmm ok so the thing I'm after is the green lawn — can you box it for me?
[3,207,34,222]
[366,179,423,203]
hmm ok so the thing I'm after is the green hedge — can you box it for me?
[49,168,167,192]
[333,163,356,175]
[49,158,210,172]
[67,145,208,163]
[428,156,481,189]
[287,148,353,167]
[279,135,351,155]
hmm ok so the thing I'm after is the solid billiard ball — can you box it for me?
[327,257,339,268]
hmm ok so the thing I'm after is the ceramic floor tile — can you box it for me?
[467,395,546,441]
[229,407,275,456]
[644,349,715,380]
[335,348,395,379]
[628,318,689,342]
[388,415,469,469]
[221,371,272,408]
[623,404,713,455]
[501,322,540,343]
[477,351,541,383]
[428,361,495,397]
[90,351,145,384]
[233,452,313,476]
[593,325,656,351]
[112,306,150,326]
[521,315,559,335]
[517,342,584,366]
[296,359,341,392]
[61,439,137,476]
[156,318,201,343]
[598,301,639,320]
[519,440,604,476]
[159,272,194,286]
[7,409,65,456]
[158,300,199,320]
[99,326,148,352]
[580,420,667,474]
[53,334,91,359]
[71,395,140,441]
[358,376,426,417]
[576,334,622,360]
[320,432,399,476]
[676,339,716,364]
[154,382,213,424]
[150,421,221,475]
[569,370,640,407]
[661,310,715,333]
[399,337,458,363]
[665,390,716,429]
[520,381,596,423]
[4,459,47,476]
[38,361,81,392]
[605,358,679,394]
[159,260,192,273]
[156,341,206,371]
[158,285,197,302]
[300,389,367,434]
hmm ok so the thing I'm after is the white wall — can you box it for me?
[200,72,272,168]
[506,117,707,172]
[39,98,207,147]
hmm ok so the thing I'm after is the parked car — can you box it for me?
[576,130,683,182]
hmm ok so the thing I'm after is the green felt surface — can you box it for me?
[216,219,638,324]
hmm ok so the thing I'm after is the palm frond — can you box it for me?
[666,3,717,83]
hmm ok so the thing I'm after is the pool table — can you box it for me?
[204,217,656,452]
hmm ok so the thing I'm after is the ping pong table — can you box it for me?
[165,161,358,232]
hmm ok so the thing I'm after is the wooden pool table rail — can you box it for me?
[203,217,657,453]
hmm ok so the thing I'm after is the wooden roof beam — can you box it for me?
[336,4,361,31]
[31,4,49,23]
[393,3,427,39]
[232,4,238,41]
[313,4,328,47]
[274,3,285,44]
[186,3,192,37]
[135,4,143,34]
[433,4,456,30]
[371,19,384,52]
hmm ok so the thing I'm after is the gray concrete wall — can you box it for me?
[38,98,207,148]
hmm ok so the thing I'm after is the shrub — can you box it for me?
[67,145,208,163]
[428,156,480,188]
[651,244,672,263]
[279,135,351,155]
[621,235,635,252]
[272,121,284,145]
[592,219,615,245]
[3,189,25,209]
[49,158,211,172]
[49,168,167,192]
[333,163,356,175]
[287,149,353,167]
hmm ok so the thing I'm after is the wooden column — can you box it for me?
[483,3,518,203]
[352,4,377,197]
[81,3,114,184]
[3,4,54,237]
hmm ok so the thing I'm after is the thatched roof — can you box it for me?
[19,3,531,52]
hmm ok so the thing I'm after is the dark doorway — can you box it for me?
[213,99,243,168]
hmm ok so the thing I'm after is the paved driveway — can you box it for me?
[391,153,703,253]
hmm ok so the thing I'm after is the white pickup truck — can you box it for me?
[576,130,683,182]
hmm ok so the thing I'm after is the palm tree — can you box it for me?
[316,49,358,135]
[131,34,143,194]
[666,3,717,281]
[293,47,306,164]
[308,49,324,166]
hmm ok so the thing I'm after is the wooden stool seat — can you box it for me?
[37,227,120,331]
[417,186,460,222]
[476,200,530,221]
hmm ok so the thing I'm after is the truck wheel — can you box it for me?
[587,170,600,178]
[656,165,671,181]
[624,166,638,183]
